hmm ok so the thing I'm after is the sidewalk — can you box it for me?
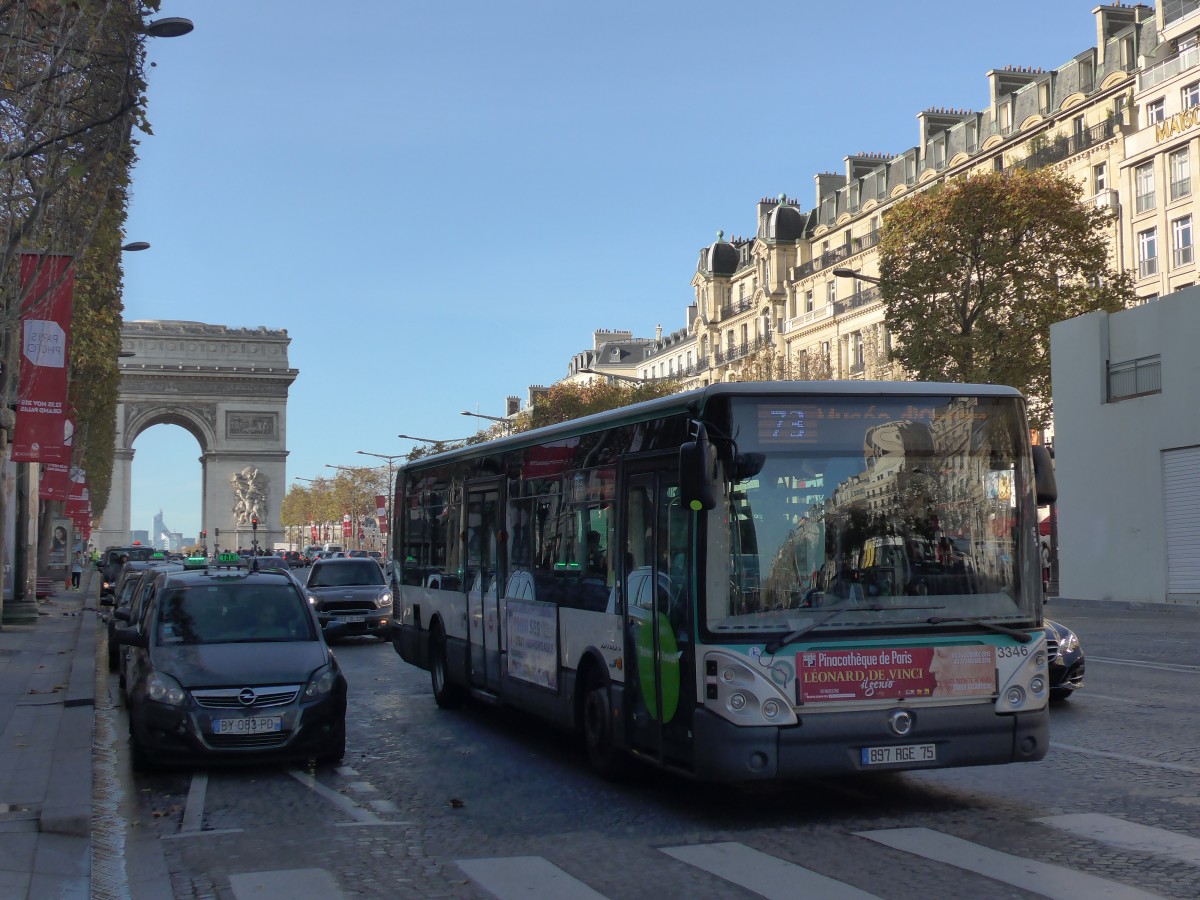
[0,569,96,899]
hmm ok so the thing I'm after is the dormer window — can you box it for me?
[609,348,620,362]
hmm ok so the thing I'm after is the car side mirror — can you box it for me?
[114,626,147,648]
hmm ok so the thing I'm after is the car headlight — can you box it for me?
[304,664,338,699]
[146,672,187,706]
[1059,631,1079,654]
[306,595,318,606]
[377,591,392,608]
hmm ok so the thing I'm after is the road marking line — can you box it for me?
[857,827,1164,900]
[180,772,207,833]
[661,842,880,900]
[1086,655,1200,674]
[333,820,413,828]
[286,768,381,824]
[456,856,608,900]
[229,867,345,900]
[1051,742,1200,776]
[1037,813,1200,866]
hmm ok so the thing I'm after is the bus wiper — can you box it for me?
[763,605,944,655]
[926,616,1034,643]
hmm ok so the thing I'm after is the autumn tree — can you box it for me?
[521,378,682,431]
[878,167,1135,427]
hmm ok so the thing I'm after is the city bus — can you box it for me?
[389,381,1057,782]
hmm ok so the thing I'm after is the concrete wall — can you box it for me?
[1050,287,1200,603]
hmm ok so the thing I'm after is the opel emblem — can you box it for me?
[238,688,257,706]
[888,709,914,737]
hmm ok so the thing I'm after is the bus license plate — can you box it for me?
[214,716,282,735]
[862,743,936,766]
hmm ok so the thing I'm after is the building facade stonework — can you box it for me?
[94,320,298,552]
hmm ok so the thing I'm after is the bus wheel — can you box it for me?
[582,673,623,779]
[430,626,464,709]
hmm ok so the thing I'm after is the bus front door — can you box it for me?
[465,481,504,693]
[622,464,694,770]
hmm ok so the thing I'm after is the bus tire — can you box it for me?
[430,625,464,709]
[582,672,623,779]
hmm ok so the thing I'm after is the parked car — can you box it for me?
[304,557,392,640]
[114,555,348,771]
[1045,618,1085,700]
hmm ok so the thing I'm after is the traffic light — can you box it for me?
[200,530,207,541]
[251,516,258,531]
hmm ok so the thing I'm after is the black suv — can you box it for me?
[114,556,349,771]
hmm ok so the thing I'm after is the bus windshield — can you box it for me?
[705,394,1038,637]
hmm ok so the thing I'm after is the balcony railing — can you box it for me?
[1140,43,1200,91]
[1016,119,1118,171]
[1136,191,1156,214]
[842,285,882,310]
[1107,355,1162,401]
[717,298,754,320]
[1175,245,1194,266]
[852,230,880,253]
[1171,177,1192,201]
[1139,256,1159,279]
[794,244,852,280]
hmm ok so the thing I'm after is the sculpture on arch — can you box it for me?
[231,466,269,525]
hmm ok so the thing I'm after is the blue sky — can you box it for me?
[122,0,1098,541]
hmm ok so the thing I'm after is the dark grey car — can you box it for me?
[115,561,348,770]
[304,558,392,640]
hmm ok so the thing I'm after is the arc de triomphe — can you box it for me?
[93,320,298,552]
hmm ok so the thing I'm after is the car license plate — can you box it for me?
[861,743,936,766]
[338,616,365,623]
[214,715,282,735]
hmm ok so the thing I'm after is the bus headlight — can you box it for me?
[1030,676,1045,694]
[1006,686,1025,706]
[703,650,797,726]
[996,632,1050,713]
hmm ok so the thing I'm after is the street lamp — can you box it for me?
[121,241,150,252]
[397,433,469,444]
[460,410,513,434]
[143,17,195,38]
[357,451,404,555]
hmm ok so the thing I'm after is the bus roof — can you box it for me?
[400,380,1025,473]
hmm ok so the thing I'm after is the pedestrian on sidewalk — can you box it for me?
[71,552,83,590]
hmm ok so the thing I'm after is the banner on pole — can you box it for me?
[11,254,75,462]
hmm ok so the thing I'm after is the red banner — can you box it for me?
[11,254,74,463]
[796,645,997,704]
[376,495,388,532]
[39,462,70,500]
[310,517,317,543]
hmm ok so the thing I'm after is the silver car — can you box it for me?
[304,558,392,640]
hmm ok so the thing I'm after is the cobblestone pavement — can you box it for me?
[97,602,1200,899]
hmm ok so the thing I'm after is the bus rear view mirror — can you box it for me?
[1032,445,1057,506]
[680,423,719,511]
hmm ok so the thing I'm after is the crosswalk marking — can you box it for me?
[1037,813,1200,866]
[857,827,1164,900]
[660,842,880,900]
[456,856,609,900]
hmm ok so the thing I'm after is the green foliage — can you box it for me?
[878,167,1135,427]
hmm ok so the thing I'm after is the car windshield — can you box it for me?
[309,561,385,587]
[155,583,313,644]
[703,394,1039,637]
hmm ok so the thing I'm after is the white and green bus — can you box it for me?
[390,381,1057,781]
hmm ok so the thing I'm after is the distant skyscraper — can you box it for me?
[152,509,171,551]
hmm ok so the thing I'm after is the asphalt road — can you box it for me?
[97,599,1200,899]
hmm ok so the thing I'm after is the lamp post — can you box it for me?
[397,433,470,444]
[356,451,403,555]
